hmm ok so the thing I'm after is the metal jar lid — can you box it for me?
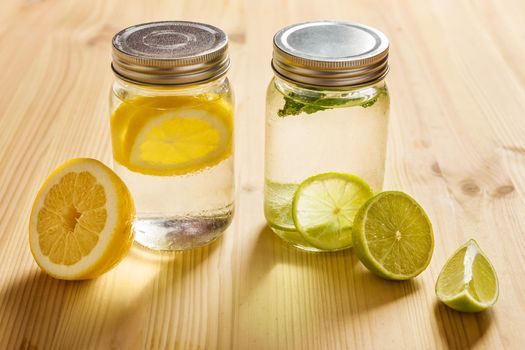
[112,21,229,85]
[272,20,389,88]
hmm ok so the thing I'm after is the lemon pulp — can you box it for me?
[37,171,107,265]
[110,94,233,176]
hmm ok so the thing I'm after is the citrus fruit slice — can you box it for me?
[352,191,434,280]
[435,239,498,312]
[291,173,373,250]
[111,95,233,176]
[264,180,298,231]
[29,158,135,280]
[271,227,315,250]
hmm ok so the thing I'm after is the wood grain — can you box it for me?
[1,0,524,349]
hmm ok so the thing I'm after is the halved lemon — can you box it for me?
[29,158,135,280]
[110,95,233,176]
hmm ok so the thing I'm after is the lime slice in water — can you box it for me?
[264,180,298,231]
[271,227,317,250]
[291,173,373,250]
[435,239,498,312]
[352,191,434,280]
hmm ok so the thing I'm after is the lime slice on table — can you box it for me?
[292,173,373,250]
[352,191,434,280]
[435,239,498,312]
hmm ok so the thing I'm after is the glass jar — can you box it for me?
[110,21,234,251]
[264,21,390,252]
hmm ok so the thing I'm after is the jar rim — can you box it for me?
[272,63,389,90]
[111,21,230,86]
[272,20,389,87]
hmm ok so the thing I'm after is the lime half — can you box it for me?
[436,239,498,312]
[292,173,373,250]
[352,191,434,280]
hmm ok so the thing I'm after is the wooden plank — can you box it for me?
[0,0,524,348]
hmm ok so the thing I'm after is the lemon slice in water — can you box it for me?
[111,96,233,176]
[29,158,134,280]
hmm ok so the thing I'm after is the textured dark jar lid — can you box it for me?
[272,20,389,88]
[112,21,229,85]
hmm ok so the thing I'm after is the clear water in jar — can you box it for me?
[264,78,389,251]
[110,88,234,251]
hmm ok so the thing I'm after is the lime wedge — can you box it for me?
[291,173,373,250]
[352,191,434,280]
[435,239,498,312]
[264,180,298,231]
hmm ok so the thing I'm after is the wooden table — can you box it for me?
[1,0,524,349]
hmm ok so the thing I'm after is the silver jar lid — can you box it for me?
[272,20,389,88]
[112,21,229,85]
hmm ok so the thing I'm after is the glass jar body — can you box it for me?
[110,76,234,251]
[264,76,390,252]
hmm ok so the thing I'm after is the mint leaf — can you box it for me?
[277,88,386,117]
[361,95,379,108]
[277,97,329,117]
[360,88,388,108]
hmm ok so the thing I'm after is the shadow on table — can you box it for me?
[108,237,222,349]
[433,302,493,349]
[0,270,96,349]
[231,225,423,346]
[243,225,421,315]
[0,238,221,349]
